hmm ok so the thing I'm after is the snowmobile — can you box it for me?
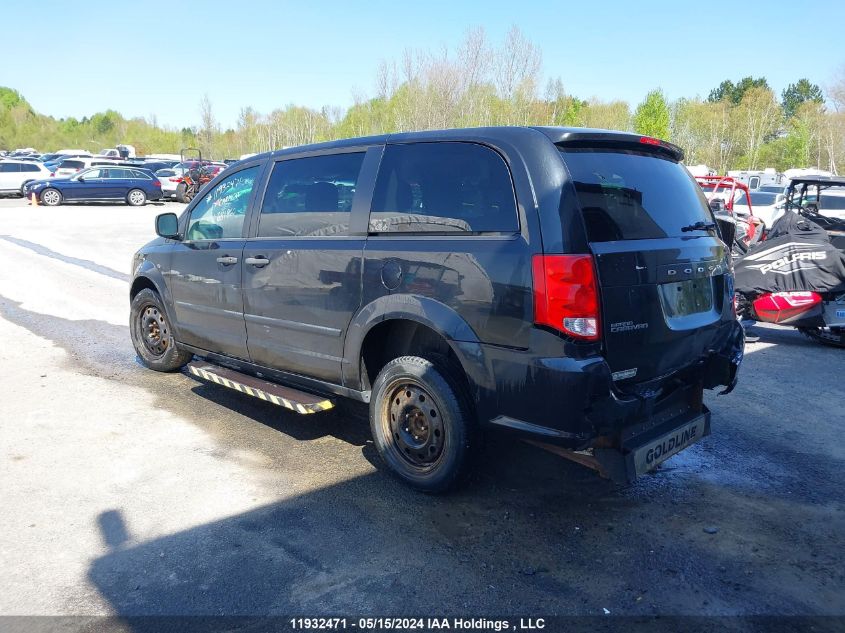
[734,177,845,347]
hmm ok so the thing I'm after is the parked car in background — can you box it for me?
[128,159,178,174]
[39,150,92,163]
[24,166,162,206]
[96,144,136,159]
[51,156,126,177]
[757,184,787,195]
[154,167,187,199]
[733,190,786,228]
[0,160,52,196]
[40,150,92,163]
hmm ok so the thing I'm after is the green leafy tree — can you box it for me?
[707,77,770,105]
[781,78,824,118]
[633,89,670,139]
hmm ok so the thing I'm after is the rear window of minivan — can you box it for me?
[561,148,712,242]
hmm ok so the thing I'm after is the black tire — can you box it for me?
[799,327,845,348]
[370,355,475,493]
[40,188,62,206]
[176,182,195,204]
[175,182,188,203]
[130,288,192,371]
[127,188,147,206]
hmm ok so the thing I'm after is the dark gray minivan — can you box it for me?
[130,127,744,492]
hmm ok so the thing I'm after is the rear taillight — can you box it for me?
[532,254,600,340]
[752,292,821,324]
[152,180,161,187]
[169,177,182,182]
[50,172,55,177]
[640,136,661,146]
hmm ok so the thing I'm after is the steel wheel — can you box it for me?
[41,189,61,206]
[139,305,170,357]
[127,189,146,206]
[381,379,445,470]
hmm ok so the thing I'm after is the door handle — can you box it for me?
[216,256,238,265]
[245,256,270,267]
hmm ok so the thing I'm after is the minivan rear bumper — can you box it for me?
[480,319,744,449]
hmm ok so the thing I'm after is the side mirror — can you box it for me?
[77,177,85,182]
[155,212,180,239]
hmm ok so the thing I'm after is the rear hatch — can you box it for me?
[559,142,731,385]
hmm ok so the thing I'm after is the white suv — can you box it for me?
[0,160,52,196]
[52,157,117,177]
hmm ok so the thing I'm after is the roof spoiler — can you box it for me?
[543,129,684,162]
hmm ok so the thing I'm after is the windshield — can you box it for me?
[748,192,777,205]
[562,148,712,241]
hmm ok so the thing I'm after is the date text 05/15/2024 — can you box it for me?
[289,617,547,630]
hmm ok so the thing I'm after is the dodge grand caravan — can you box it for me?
[130,127,744,492]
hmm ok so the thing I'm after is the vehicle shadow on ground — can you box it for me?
[1,295,842,619]
[186,380,374,447]
[85,435,843,622]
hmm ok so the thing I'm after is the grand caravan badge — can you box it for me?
[742,242,828,276]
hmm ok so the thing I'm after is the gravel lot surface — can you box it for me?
[0,196,843,622]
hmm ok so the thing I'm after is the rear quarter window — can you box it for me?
[370,142,518,233]
[561,148,712,242]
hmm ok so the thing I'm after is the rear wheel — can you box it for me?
[41,188,62,206]
[175,182,195,203]
[130,288,192,371]
[799,327,845,348]
[127,188,147,206]
[370,356,475,493]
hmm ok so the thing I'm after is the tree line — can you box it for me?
[2,27,844,173]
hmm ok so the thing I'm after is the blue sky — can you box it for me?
[4,0,843,129]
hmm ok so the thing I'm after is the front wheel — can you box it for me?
[370,356,475,493]
[130,288,192,371]
[799,327,845,348]
[41,188,62,206]
[127,188,147,206]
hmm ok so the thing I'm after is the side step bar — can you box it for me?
[186,361,334,414]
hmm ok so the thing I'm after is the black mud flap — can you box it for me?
[593,407,712,484]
